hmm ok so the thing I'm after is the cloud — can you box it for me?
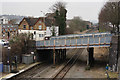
[1,0,108,2]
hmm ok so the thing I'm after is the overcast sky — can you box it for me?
[0,0,108,23]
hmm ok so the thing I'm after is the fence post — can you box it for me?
[44,40,45,47]
[49,40,50,46]
[76,39,77,48]
[65,39,66,48]
[88,37,89,46]
[70,39,71,47]
[99,37,101,47]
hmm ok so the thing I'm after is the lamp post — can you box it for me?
[7,47,11,65]
[7,47,11,72]
[40,11,46,23]
[31,52,35,62]
[117,1,120,72]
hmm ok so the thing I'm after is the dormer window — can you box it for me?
[23,25,26,30]
[39,21,42,23]
[39,25,42,30]
[31,27,33,30]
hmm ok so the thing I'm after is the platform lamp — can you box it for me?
[7,47,11,65]
[31,52,35,62]
[7,47,11,72]
[40,11,46,27]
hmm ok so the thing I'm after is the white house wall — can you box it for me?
[46,26,59,37]
[18,30,46,41]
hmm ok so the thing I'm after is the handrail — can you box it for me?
[36,33,112,48]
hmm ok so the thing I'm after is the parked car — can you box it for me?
[0,39,9,46]
[44,36,51,40]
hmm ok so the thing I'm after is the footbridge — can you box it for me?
[36,32,118,67]
[36,32,112,49]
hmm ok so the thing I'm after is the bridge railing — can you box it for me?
[36,33,112,47]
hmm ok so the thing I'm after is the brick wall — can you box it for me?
[19,19,29,30]
[109,35,120,72]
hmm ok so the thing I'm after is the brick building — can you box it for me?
[2,24,18,39]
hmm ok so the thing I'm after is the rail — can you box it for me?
[53,49,83,80]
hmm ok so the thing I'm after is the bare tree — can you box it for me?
[50,2,66,12]
[99,0,120,33]
[50,1,67,35]
[66,17,87,34]
[9,33,35,63]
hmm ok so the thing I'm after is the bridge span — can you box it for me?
[35,32,114,66]
[36,32,112,49]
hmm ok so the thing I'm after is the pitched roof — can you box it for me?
[45,18,58,26]
[24,18,39,26]
[19,17,58,27]
[45,13,55,18]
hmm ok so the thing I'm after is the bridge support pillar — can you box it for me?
[87,47,94,67]
[52,49,66,65]
[56,50,61,64]
[63,49,66,60]
[58,49,60,63]
[61,49,64,62]
[53,49,56,65]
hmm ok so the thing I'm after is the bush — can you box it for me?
[85,65,90,70]
[9,33,35,63]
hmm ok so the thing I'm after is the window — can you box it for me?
[5,29,8,32]
[39,25,42,30]
[44,32,46,35]
[23,25,26,29]
[39,34,41,37]
[10,29,12,31]
[31,27,33,30]
[39,21,42,23]
[34,31,36,35]
[39,34,44,37]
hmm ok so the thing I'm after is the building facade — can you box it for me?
[0,16,9,24]
[18,17,59,41]
[2,24,18,39]
[18,17,47,41]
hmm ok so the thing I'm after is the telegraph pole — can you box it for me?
[117,1,120,72]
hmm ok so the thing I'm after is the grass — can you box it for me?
[85,65,90,70]
[107,71,118,78]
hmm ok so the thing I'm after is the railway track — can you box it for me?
[8,62,52,80]
[53,49,83,80]
[51,29,98,79]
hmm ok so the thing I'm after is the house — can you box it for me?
[19,17,46,30]
[45,17,59,37]
[18,17,46,41]
[18,17,59,41]
[2,24,18,39]
[66,19,72,28]
[45,13,59,36]
[0,16,9,24]
[84,21,92,29]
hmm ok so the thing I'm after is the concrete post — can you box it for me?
[87,47,94,66]
[87,48,89,66]
[65,49,66,59]
[61,49,63,61]
[53,49,56,65]
[58,50,60,63]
